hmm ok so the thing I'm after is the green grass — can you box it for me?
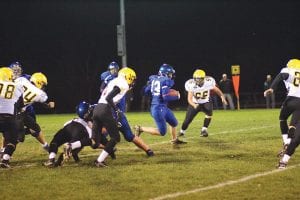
[1,109,299,200]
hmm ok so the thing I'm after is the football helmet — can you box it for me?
[0,67,13,82]
[158,64,175,79]
[76,101,91,119]
[108,61,119,76]
[193,69,206,85]
[118,67,137,86]
[30,72,48,89]
[9,61,23,79]
[287,59,300,69]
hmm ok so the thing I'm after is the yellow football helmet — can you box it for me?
[287,59,300,69]
[193,69,206,85]
[118,67,137,86]
[0,67,13,82]
[30,72,48,89]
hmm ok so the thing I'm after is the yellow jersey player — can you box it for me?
[15,72,55,151]
[0,67,24,168]
[178,69,227,137]
[264,59,300,169]
[93,67,137,167]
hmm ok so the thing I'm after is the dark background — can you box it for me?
[1,0,299,113]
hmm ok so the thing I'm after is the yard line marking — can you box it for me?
[149,163,300,200]
[8,125,276,169]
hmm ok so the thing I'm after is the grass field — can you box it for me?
[1,109,300,200]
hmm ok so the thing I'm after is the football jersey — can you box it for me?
[15,77,48,106]
[146,75,175,105]
[185,76,216,104]
[281,67,300,98]
[0,80,23,115]
[98,76,129,104]
[64,118,92,138]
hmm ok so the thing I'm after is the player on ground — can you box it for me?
[98,62,154,157]
[43,101,94,167]
[0,67,24,168]
[264,58,300,168]
[93,67,138,167]
[178,69,227,137]
[134,64,186,144]
[15,72,55,151]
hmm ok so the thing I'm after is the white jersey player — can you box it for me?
[15,72,53,151]
[93,67,136,167]
[0,67,24,168]
[15,76,48,107]
[185,76,216,104]
[264,59,300,169]
[178,69,227,137]
[98,74,129,105]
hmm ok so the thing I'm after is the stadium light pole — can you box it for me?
[117,0,127,68]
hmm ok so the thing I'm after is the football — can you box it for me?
[168,89,179,96]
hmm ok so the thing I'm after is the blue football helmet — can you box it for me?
[76,101,91,119]
[108,61,119,76]
[158,64,175,79]
[9,61,23,79]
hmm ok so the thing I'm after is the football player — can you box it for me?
[93,67,138,167]
[264,58,300,169]
[134,64,186,144]
[43,101,94,167]
[177,69,227,137]
[15,72,55,151]
[98,62,154,157]
[0,67,24,168]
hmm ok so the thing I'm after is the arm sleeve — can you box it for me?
[270,73,289,90]
[105,86,121,111]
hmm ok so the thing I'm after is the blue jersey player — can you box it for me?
[99,62,154,156]
[134,64,186,144]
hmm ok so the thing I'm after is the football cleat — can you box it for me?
[171,138,187,144]
[55,153,65,167]
[0,159,11,168]
[63,143,72,160]
[94,160,108,168]
[201,129,208,137]
[277,161,287,169]
[146,149,154,157]
[43,158,56,167]
[277,143,288,158]
[134,125,143,136]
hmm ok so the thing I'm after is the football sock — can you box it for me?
[282,154,290,163]
[97,150,109,163]
[49,152,56,159]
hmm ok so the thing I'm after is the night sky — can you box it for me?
[1,0,300,112]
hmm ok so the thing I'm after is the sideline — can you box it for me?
[149,163,300,200]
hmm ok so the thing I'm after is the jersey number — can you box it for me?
[194,91,208,99]
[293,72,300,87]
[151,80,161,96]
[23,85,37,103]
[0,83,15,99]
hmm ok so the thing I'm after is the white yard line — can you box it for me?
[7,125,276,169]
[149,163,300,200]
